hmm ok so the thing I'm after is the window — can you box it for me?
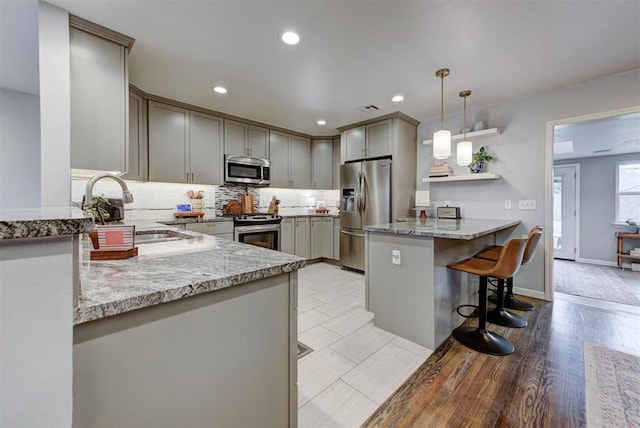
[615,160,640,223]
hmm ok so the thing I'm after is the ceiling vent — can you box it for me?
[360,105,380,113]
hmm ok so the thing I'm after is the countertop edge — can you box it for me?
[0,207,94,240]
[364,219,521,240]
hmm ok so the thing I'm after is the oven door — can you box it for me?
[234,224,281,251]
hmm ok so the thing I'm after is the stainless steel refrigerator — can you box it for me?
[340,158,391,271]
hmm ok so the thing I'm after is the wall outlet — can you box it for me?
[444,200,451,206]
[518,200,536,210]
[504,200,512,210]
[392,250,401,265]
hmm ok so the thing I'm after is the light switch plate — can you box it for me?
[392,250,401,265]
[504,200,512,209]
[518,200,536,210]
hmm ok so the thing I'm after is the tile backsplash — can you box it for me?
[72,178,339,220]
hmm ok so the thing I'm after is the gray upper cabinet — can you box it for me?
[148,101,223,184]
[270,131,311,188]
[224,119,269,159]
[312,140,334,189]
[70,27,128,173]
[122,91,147,181]
[343,126,365,162]
[341,119,393,162]
[333,138,341,188]
[190,111,224,185]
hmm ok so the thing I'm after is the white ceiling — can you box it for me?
[48,0,640,136]
[553,111,640,160]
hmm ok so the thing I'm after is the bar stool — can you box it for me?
[447,237,528,356]
[475,226,543,326]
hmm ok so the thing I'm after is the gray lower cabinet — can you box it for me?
[310,218,323,259]
[223,119,269,159]
[148,101,223,185]
[294,217,310,258]
[122,91,147,181]
[322,217,334,259]
[270,131,311,188]
[184,221,233,240]
[312,140,334,189]
[70,27,128,173]
[280,218,295,255]
[333,218,340,260]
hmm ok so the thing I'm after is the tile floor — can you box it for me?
[297,262,433,427]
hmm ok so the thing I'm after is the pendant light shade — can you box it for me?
[457,90,473,166]
[433,68,451,159]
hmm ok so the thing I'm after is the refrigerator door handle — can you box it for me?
[361,172,367,214]
[357,171,363,215]
[340,229,365,237]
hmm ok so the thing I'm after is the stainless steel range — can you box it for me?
[233,214,282,251]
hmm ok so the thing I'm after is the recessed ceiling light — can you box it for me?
[392,95,404,102]
[317,120,326,125]
[281,31,300,45]
[213,86,227,94]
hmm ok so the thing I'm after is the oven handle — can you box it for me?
[234,224,281,233]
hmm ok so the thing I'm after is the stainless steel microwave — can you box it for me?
[224,155,271,186]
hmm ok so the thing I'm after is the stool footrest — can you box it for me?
[453,326,514,356]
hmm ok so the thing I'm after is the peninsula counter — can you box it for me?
[364,218,520,350]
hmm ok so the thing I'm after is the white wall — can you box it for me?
[39,0,70,207]
[417,69,640,296]
[0,89,41,208]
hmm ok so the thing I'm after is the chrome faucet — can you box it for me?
[84,173,134,208]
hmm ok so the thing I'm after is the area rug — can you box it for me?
[554,260,640,306]
[297,341,313,359]
[584,342,640,427]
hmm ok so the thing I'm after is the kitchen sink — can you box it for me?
[135,230,194,244]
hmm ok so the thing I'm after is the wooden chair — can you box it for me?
[475,226,543,327]
[447,237,528,356]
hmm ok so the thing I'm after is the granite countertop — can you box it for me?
[75,223,305,325]
[160,217,233,225]
[0,207,93,240]
[364,218,521,240]
[280,213,339,218]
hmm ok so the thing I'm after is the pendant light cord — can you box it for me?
[463,95,467,139]
[440,74,444,130]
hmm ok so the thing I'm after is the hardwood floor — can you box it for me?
[363,293,640,427]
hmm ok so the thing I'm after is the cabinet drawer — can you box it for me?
[185,221,233,235]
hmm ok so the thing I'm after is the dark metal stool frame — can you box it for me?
[447,237,528,356]
[474,226,543,328]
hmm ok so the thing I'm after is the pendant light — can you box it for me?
[433,68,451,159]
[457,90,473,166]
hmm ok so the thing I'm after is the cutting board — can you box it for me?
[223,200,242,215]
[241,194,254,214]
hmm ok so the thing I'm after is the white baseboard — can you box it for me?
[512,286,546,301]
[575,257,617,267]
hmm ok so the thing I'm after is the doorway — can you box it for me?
[552,164,579,261]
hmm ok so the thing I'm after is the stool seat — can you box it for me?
[447,237,528,356]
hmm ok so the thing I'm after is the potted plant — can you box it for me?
[623,219,639,234]
[84,196,111,248]
[469,146,493,173]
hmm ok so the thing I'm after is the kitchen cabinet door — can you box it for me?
[223,119,248,156]
[333,218,340,260]
[190,111,223,185]
[70,27,128,173]
[248,125,269,159]
[333,138,341,188]
[280,218,295,255]
[122,91,147,181]
[268,131,290,188]
[312,140,333,189]
[310,217,323,259]
[321,217,334,258]
[342,126,365,162]
[366,119,392,158]
[148,101,189,183]
[294,217,310,259]
[290,136,311,188]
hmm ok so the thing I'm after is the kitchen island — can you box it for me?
[364,218,520,350]
[74,223,305,427]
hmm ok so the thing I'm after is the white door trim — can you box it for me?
[544,105,640,301]
[553,163,580,261]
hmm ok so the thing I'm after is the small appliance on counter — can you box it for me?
[437,206,461,219]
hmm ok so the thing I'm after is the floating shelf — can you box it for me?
[422,173,501,183]
[422,127,501,145]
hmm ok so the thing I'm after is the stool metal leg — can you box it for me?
[504,277,535,311]
[487,279,528,328]
[453,276,515,356]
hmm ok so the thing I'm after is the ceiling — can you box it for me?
[553,111,640,160]
[48,0,640,136]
